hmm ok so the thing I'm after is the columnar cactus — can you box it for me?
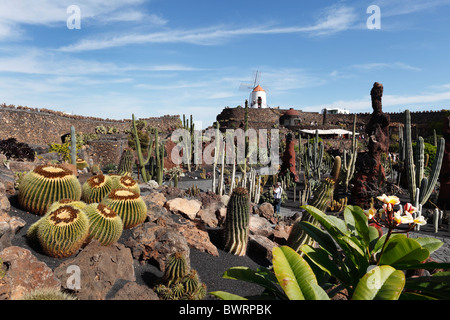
[84,203,123,246]
[224,187,250,256]
[18,164,82,215]
[101,188,147,229]
[404,109,445,206]
[81,174,113,204]
[33,204,90,258]
[303,130,324,182]
[117,148,134,176]
[341,114,357,192]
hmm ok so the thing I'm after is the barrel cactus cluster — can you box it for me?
[154,252,207,300]
[19,162,148,258]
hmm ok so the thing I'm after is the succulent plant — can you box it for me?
[101,188,147,229]
[110,175,140,194]
[117,148,134,176]
[163,252,189,286]
[20,288,77,300]
[84,203,123,246]
[76,158,88,170]
[33,204,90,258]
[224,187,250,256]
[183,270,200,295]
[81,174,113,204]
[18,164,82,215]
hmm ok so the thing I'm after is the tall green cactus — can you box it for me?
[224,187,250,256]
[404,109,445,206]
[117,148,134,176]
[131,114,151,182]
[304,130,324,182]
[341,114,357,193]
[70,125,77,165]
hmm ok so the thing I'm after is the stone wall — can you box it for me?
[217,106,449,137]
[0,104,181,145]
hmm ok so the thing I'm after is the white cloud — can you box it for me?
[59,5,358,52]
[0,0,163,41]
[351,62,421,72]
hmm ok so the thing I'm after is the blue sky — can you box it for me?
[0,0,450,128]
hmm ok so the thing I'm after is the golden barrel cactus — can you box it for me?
[18,164,82,216]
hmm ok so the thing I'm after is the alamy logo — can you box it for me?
[67,5,81,30]
[66,265,81,290]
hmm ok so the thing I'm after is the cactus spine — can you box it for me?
[404,109,445,206]
[18,164,82,215]
[81,174,113,204]
[101,188,147,229]
[224,187,250,256]
[34,204,90,258]
[21,288,77,300]
[84,203,123,246]
[304,130,324,182]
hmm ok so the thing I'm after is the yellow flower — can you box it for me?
[377,194,400,205]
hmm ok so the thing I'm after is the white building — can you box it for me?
[249,85,268,108]
[321,108,349,114]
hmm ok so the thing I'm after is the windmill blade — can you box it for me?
[239,82,254,91]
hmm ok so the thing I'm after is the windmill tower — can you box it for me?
[240,71,268,108]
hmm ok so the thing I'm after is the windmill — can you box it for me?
[239,71,268,108]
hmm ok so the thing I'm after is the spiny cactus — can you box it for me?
[84,203,123,246]
[183,270,200,295]
[117,148,134,176]
[20,288,77,300]
[33,204,90,258]
[224,187,250,256]
[163,252,189,286]
[101,188,147,229]
[111,175,140,194]
[81,174,113,204]
[404,109,445,206]
[341,114,358,193]
[76,158,88,170]
[18,164,82,215]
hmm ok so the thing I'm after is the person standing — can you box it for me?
[273,182,283,215]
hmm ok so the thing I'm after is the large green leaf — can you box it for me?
[378,235,430,267]
[352,265,405,300]
[403,273,450,300]
[413,237,443,254]
[222,266,285,299]
[300,244,349,284]
[297,221,339,257]
[272,246,329,300]
[209,291,248,300]
[344,205,370,247]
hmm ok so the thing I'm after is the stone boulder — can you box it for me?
[248,235,278,262]
[0,167,15,196]
[254,202,276,223]
[142,192,167,207]
[107,281,159,300]
[0,246,60,300]
[124,218,191,271]
[54,241,135,300]
[0,213,26,251]
[249,215,274,238]
[164,198,202,220]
